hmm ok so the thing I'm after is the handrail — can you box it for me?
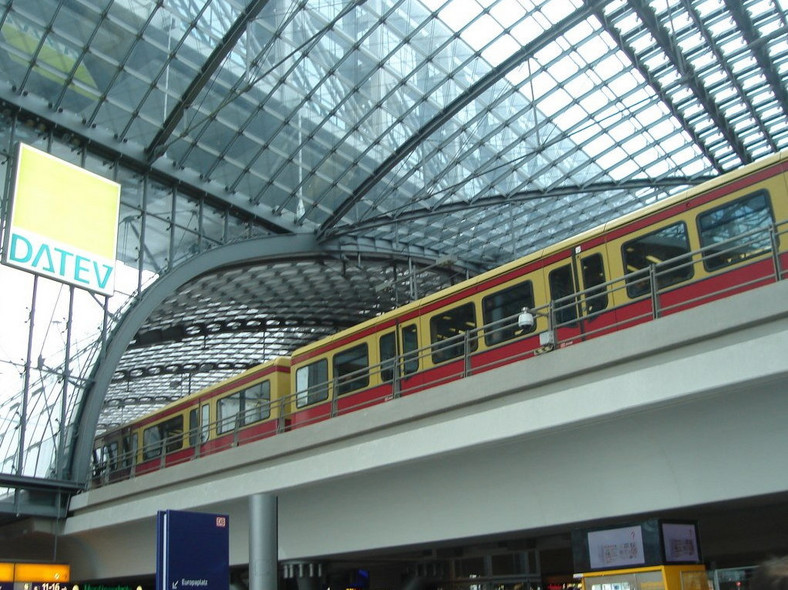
[92,220,788,484]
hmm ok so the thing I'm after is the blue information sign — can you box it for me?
[156,510,229,590]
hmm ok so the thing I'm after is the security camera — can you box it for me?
[518,307,535,329]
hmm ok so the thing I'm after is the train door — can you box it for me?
[543,254,582,342]
[576,246,614,333]
[379,322,420,397]
[188,405,211,456]
[544,246,611,342]
[201,403,210,446]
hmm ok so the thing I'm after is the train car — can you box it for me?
[93,151,788,480]
[92,357,291,483]
[288,151,788,423]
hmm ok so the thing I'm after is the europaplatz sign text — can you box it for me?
[1,143,121,295]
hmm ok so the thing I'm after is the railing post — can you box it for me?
[771,226,782,281]
[547,301,557,347]
[649,265,661,319]
[392,354,401,399]
[277,398,287,433]
[331,380,338,417]
[463,331,471,377]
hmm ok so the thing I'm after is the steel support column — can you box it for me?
[249,493,278,590]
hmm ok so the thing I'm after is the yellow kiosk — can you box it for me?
[573,520,709,590]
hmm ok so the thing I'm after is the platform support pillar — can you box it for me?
[249,493,278,590]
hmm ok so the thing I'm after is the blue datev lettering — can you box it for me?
[94,260,114,289]
[31,242,56,273]
[6,231,114,293]
[54,247,74,275]
[74,254,90,284]
[9,233,32,262]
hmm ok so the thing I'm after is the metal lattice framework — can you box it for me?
[0,0,786,514]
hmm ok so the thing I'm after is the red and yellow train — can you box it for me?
[93,151,788,483]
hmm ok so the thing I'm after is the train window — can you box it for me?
[201,403,210,443]
[379,332,395,382]
[242,380,271,424]
[217,393,241,435]
[622,222,693,298]
[189,408,199,447]
[581,253,608,315]
[482,280,535,346]
[162,416,184,453]
[430,302,477,364]
[334,343,369,395]
[104,442,118,471]
[698,190,774,271]
[122,434,136,468]
[402,325,419,375]
[142,425,162,460]
[217,381,270,434]
[142,415,184,460]
[296,359,329,408]
[548,264,578,325]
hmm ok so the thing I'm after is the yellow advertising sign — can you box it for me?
[0,563,13,581]
[2,143,121,295]
[13,563,70,583]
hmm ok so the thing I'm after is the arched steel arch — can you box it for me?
[67,233,324,485]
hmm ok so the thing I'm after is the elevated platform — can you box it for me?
[10,280,788,579]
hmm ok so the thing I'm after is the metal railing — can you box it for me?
[92,220,788,485]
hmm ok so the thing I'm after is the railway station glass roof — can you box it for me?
[0,0,787,437]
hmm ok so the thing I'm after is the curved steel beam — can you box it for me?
[68,233,322,485]
[315,0,610,240]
